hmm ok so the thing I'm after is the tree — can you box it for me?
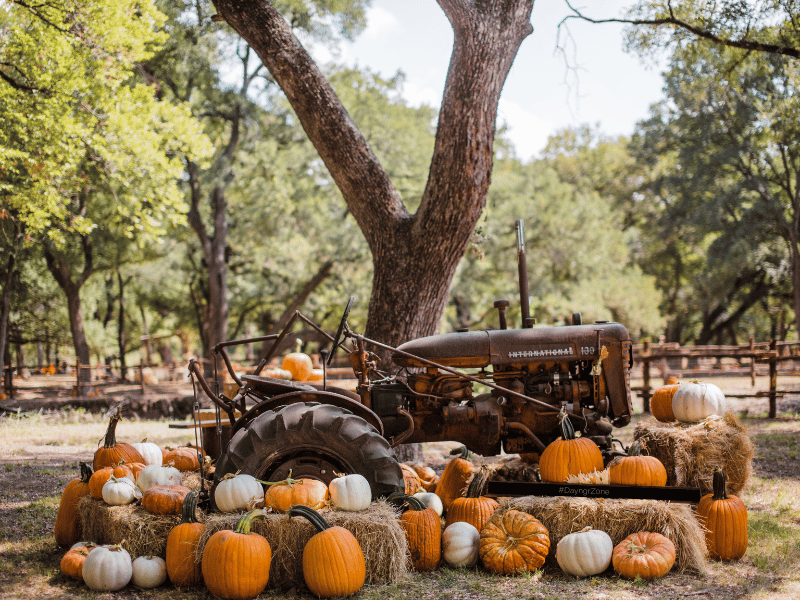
[210,0,535,353]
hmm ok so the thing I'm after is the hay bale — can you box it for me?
[633,413,753,495]
[79,497,408,590]
[503,496,709,573]
[196,500,407,590]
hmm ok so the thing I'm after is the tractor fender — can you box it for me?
[232,389,383,436]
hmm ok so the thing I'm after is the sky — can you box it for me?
[320,0,668,161]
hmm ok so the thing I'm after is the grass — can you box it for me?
[0,404,799,599]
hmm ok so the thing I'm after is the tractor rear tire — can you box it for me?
[212,402,403,508]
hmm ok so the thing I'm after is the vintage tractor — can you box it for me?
[189,222,634,506]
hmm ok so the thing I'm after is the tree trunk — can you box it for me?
[118,271,129,381]
[0,252,14,389]
[211,0,534,351]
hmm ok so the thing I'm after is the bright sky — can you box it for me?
[325,0,667,161]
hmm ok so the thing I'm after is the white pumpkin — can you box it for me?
[214,473,264,512]
[82,544,133,591]
[413,491,444,517]
[555,527,613,577]
[132,441,163,466]
[136,465,182,493]
[442,521,480,567]
[102,476,140,506]
[328,473,371,511]
[131,555,167,588]
[672,381,727,423]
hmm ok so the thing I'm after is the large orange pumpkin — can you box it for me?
[166,491,205,587]
[55,462,93,547]
[389,493,442,572]
[264,474,329,513]
[142,485,192,515]
[435,446,475,511]
[608,442,667,487]
[446,466,498,532]
[696,467,748,560]
[201,509,272,600]
[289,505,365,598]
[539,410,603,483]
[612,531,676,579]
[479,509,550,575]
[92,411,144,472]
[650,383,681,422]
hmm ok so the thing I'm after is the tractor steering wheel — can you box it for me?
[327,296,355,366]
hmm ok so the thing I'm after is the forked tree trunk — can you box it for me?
[211,0,534,352]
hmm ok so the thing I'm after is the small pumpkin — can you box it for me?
[92,410,145,472]
[288,505,365,598]
[435,446,475,511]
[282,352,313,381]
[446,466,499,532]
[608,442,668,487]
[264,473,329,513]
[479,509,550,575]
[672,381,727,423]
[612,531,676,579]
[89,463,134,500]
[131,440,163,466]
[400,463,423,494]
[408,462,438,490]
[389,493,442,572]
[131,555,167,588]
[556,527,613,577]
[162,446,201,472]
[55,462,93,547]
[82,544,133,592]
[136,464,182,493]
[214,473,264,513]
[328,473,371,512]
[413,491,444,517]
[142,484,192,515]
[166,491,205,587]
[539,410,603,483]
[102,475,140,506]
[60,543,97,581]
[442,521,480,567]
[695,467,748,560]
[201,509,272,600]
[650,383,681,422]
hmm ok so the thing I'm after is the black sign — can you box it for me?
[486,480,702,503]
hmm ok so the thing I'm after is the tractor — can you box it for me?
[189,221,634,506]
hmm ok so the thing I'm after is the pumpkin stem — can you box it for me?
[100,411,121,449]
[464,466,491,498]
[287,505,333,532]
[558,408,577,440]
[711,466,729,501]
[387,492,426,512]
[627,441,643,457]
[180,490,200,524]
[79,462,93,484]
[259,469,303,488]
[449,445,472,460]
[234,509,268,535]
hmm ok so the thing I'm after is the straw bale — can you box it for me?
[633,413,753,495]
[195,500,408,590]
[502,496,708,574]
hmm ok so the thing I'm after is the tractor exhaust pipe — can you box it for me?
[516,220,534,328]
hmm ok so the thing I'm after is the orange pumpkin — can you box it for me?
[612,531,676,579]
[289,505,365,597]
[389,493,442,572]
[264,474,329,513]
[651,383,681,422]
[142,484,192,515]
[55,463,93,547]
[92,411,144,472]
[60,543,97,581]
[201,509,272,599]
[282,352,313,381]
[400,463,422,494]
[538,410,603,483]
[435,446,475,511]
[479,509,550,575]
[166,491,205,587]
[162,447,201,472]
[88,463,134,500]
[608,442,667,487]
[696,467,748,561]
[446,466,498,532]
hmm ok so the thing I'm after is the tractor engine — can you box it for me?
[369,320,633,459]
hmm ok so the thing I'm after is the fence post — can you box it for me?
[76,363,82,397]
[749,336,756,387]
[642,341,651,413]
[769,338,777,419]
[139,361,145,394]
